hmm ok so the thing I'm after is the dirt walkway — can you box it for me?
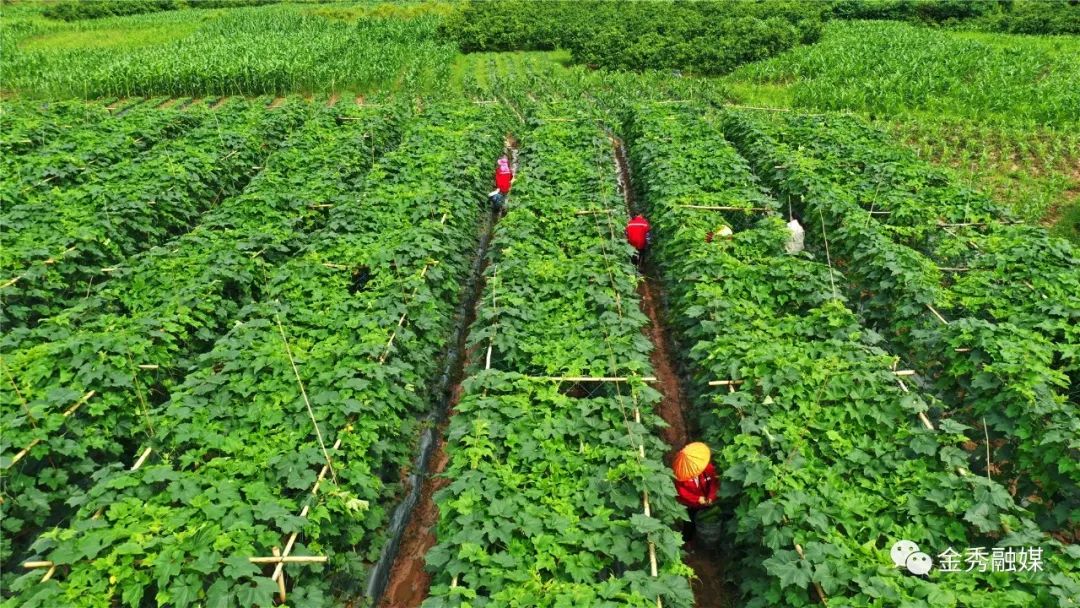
[613,137,736,608]
[377,138,516,608]
[637,278,690,464]
[378,427,450,607]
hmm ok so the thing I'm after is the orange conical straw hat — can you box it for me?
[673,442,710,481]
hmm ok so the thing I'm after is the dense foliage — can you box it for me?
[5,103,507,607]
[722,110,1079,534]
[42,0,279,21]
[1,99,304,332]
[826,0,1080,34]
[626,102,1079,607]
[1,99,404,592]
[425,108,692,607]
[441,0,821,75]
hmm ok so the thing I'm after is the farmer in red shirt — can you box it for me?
[673,442,718,509]
[625,214,651,266]
[488,155,514,213]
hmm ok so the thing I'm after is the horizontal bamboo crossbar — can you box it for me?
[675,204,772,212]
[7,391,96,468]
[522,375,658,383]
[710,370,914,387]
[249,555,327,564]
[24,554,326,570]
[575,209,614,215]
[1,246,77,289]
[708,379,744,386]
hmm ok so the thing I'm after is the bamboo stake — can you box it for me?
[927,304,949,325]
[273,548,287,602]
[954,348,972,353]
[896,377,936,431]
[7,391,95,468]
[936,221,1018,228]
[575,209,614,215]
[1,246,77,289]
[272,435,342,583]
[276,316,336,485]
[708,379,744,386]
[2,356,36,426]
[675,204,772,212]
[794,544,829,605]
[937,267,970,272]
[251,555,328,564]
[308,203,334,209]
[137,364,159,370]
[131,447,153,471]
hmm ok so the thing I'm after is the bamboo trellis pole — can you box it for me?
[675,204,773,212]
[1,246,77,289]
[522,375,658,383]
[794,544,829,605]
[709,370,914,388]
[276,315,336,484]
[6,391,95,468]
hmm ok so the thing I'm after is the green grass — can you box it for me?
[881,116,1080,221]
[20,23,198,50]
[725,20,1080,126]
[1,2,456,98]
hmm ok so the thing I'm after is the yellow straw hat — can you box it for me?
[673,442,711,481]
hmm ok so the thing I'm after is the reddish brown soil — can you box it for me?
[685,547,735,608]
[210,96,230,110]
[613,137,736,608]
[379,436,450,608]
[327,93,340,108]
[355,95,366,106]
[638,277,690,464]
[268,96,286,109]
[157,97,180,109]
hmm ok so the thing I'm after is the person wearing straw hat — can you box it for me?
[673,442,718,509]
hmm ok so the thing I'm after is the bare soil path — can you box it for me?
[377,137,517,608]
[613,138,737,608]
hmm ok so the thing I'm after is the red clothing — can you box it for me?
[675,462,718,509]
[625,215,650,251]
[495,157,513,194]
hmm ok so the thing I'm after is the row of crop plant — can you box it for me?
[722,111,1079,534]
[625,103,1079,607]
[0,104,198,204]
[0,102,406,598]
[0,100,111,157]
[739,113,1078,369]
[7,103,505,608]
[423,106,693,608]
[6,103,506,607]
[0,98,303,331]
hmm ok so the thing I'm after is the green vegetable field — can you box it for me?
[1,1,1077,607]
